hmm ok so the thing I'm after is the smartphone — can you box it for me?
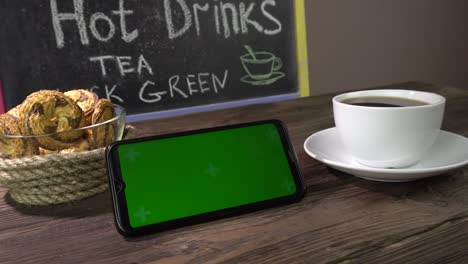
[106,119,305,236]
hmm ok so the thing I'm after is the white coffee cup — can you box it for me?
[333,89,446,168]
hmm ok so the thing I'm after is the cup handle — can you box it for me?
[273,57,283,72]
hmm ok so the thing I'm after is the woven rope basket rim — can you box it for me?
[0,126,136,205]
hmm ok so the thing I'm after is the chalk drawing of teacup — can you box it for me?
[240,51,283,81]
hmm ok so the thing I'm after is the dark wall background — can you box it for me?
[305,0,468,94]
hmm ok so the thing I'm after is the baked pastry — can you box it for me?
[7,104,22,119]
[60,138,92,153]
[89,99,116,148]
[39,148,58,155]
[0,89,119,159]
[0,114,38,158]
[19,90,85,150]
[64,89,99,126]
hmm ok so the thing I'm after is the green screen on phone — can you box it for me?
[117,123,297,228]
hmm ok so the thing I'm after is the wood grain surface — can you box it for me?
[1,82,468,264]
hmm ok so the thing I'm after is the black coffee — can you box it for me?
[341,96,430,107]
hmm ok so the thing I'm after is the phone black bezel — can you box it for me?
[105,119,305,237]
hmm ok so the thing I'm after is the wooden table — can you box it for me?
[1,82,468,263]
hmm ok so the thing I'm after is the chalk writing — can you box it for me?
[91,70,229,105]
[193,3,210,36]
[167,71,228,99]
[262,0,282,35]
[139,81,168,103]
[165,0,193,39]
[89,54,153,77]
[50,0,138,48]
[89,12,116,42]
[164,0,283,39]
[112,0,139,42]
[240,46,285,86]
[239,3,263,33]
[50,0,89,48]
[49,0,286,46]
[90,84,124,103]
[0,0,293,116]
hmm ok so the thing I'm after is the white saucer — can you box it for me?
[303,127,468,182]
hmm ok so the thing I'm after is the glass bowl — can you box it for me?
[0,104,126,159]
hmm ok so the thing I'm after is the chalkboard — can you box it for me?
[0,0,309,120]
